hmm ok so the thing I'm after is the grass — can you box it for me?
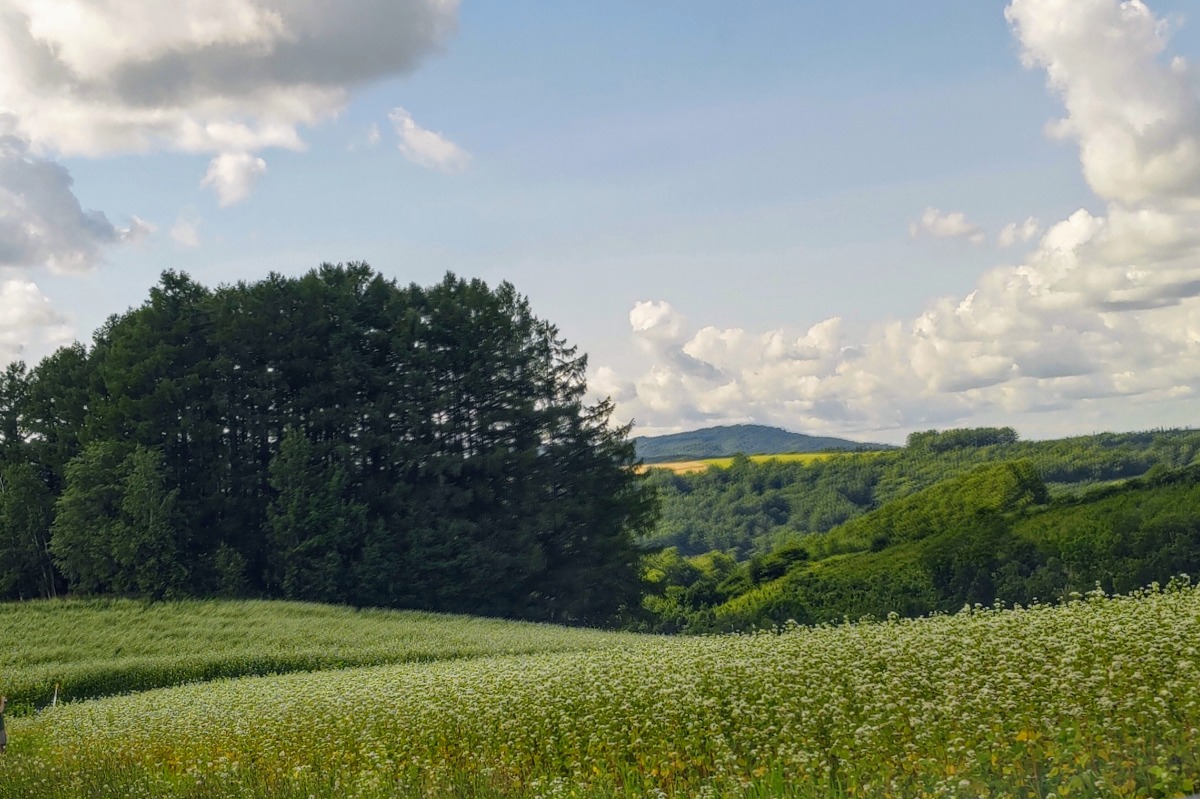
[3,586,1200,798]
[0,597,642,712]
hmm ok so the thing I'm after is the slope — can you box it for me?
[633,424,890,463]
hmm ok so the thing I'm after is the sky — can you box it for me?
[3,0,1200,445]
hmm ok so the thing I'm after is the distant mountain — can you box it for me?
[633,424,893,463]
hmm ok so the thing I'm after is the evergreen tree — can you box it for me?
[0,463,57,599]
[265,428,366,603]
[115,447,187,599]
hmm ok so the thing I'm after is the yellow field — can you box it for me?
[644,451,872,474]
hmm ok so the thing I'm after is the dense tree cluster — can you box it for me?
[0,265,657,625]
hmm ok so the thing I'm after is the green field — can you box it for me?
[3,588,1200,798]
[644,451,868,474]
[0,598,640,712]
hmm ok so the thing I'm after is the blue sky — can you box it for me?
[3,0,1200,443]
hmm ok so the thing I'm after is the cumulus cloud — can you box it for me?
[998,217,1042,247]
[388,107,470,173]
[599,0,1200,438]
[0,126,135,272]
[1006,0,1200,205]
[0,279,71,365]
[0,0,460,206]
[201,153,267,206]
[0,0,460,362]
[910,207,986,244]
[0,1,459,158]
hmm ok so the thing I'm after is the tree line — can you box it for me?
[0,265,657,625]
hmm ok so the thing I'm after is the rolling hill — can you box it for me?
[633,424,892,463]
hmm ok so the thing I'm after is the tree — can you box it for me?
[50,441,126,594]
[116,446,187,599]
[50,443,186,597]
[0,463,58,599]
[265,429,365,603]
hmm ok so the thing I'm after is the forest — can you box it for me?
[0,265,656,625]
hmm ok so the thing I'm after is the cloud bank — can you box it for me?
[600,0,1200,439]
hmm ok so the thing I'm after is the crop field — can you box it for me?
[644,452,866,474]
[3,586,1200,798]
[0,598,640,712]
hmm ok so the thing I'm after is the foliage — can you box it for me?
[3,586,1200,798]
[658,463,1200,632]
[0,265,656,624]
[644,427,1200,557]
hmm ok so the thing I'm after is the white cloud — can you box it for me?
[599,0,1200,439]
[0,1,460,205]
[201,153,267,206]
[0,279,72,365]
[366,123,382,147]
[119,215,155,243]
[910,207,986,244]
[0,1,459,159]
[170,211,202,247]
[0,125,126,272]
[1006,0,1200,206]
[998,217,1042,247]
[388,107,470,173]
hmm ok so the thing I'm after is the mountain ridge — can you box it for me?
[633,423,893,463]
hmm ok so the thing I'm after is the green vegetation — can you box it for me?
[634,423,889,463]
[0,265,656,624]
[644,427,1200,557]
[0,598,641,714]
[646,459,1200,632]
[3,586,1199,798]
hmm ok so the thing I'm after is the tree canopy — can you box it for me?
[0,264,657,625]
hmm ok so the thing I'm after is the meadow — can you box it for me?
[0,598,640,712]
[3,586,1200,798]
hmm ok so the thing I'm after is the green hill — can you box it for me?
[0,598,642,712]
[651,462,1200,632]
[5,589,1200,799]
[633,423,891,463]
[642,426,1200,557]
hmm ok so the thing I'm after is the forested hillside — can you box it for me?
[633,424,888,462]
[643,426,1200,557]
[643,460,1200,632]
[0,265,657,624]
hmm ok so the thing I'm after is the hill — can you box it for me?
[645,460,1200,632]
[633,424,890,462]
[4,589,1199,798]
[0,598,641,712]
[641,426,1200,557]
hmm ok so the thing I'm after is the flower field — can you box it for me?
[0,598,641,712]
[3,586,1200,798]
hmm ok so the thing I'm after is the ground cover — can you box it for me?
[0,598,641,712]
[3,586,1199,798]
